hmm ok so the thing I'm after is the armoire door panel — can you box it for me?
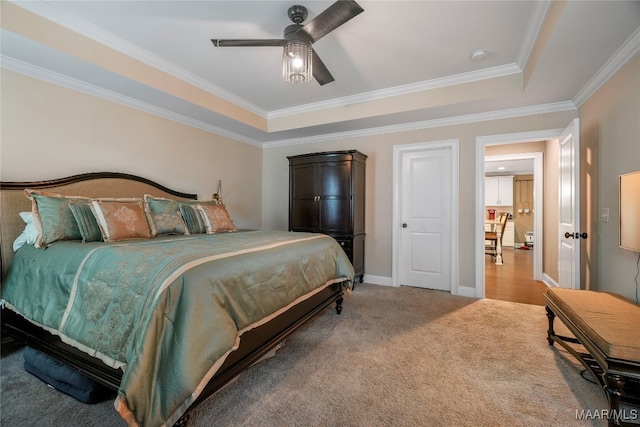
[291,200,318,231]
[319,199,351,232]
[291,164,318,198]
[319,162,351,197]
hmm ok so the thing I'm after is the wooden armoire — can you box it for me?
[288,150,366,283]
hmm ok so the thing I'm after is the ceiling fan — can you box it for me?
[211,0,364,85]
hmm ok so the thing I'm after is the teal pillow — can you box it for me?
[144,195,188,236]
[179,203,207,234]
[69,203,102,242]
[25,190,88,248]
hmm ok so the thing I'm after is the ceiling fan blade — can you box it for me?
[312,50,335,86]
[301,0,364,43]
[212,39,286,47]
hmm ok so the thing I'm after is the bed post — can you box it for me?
[335,296,343,315]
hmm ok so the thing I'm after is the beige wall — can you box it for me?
[579,52,640,299]
[263,111,577,288]
[0,71,263,229]
[4,52,637,299]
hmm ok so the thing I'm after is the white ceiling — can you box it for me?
[485,159,534,176]
[2,1,639,147]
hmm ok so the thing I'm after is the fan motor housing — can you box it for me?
[284,24,310,42]
[287,5,308,24]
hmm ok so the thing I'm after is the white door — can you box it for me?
[558,118,580,289]
[399,147,452,291]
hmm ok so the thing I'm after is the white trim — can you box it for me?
[1,55,264,148]
[362,274,394,287]
[10,0,521,123]
[573,27,640,107]
[10,0,267,119]
[11,1,525,122]
[392,139,460,295]
[456,286,477,299]
[3,53,578,150]
[516,0,552,69]
[543,273,559,288]
[476,129,564,145]
[269,64,521,119]
[264,103,576,148]
[475,129,563,299]
[6,0,637,150]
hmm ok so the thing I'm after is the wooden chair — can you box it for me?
[485,212,508,260]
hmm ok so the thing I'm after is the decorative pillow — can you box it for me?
[196,204,238,234]
[179,202,214,235]
[24,189,89,248]
[90,199,152,242]
[69,203,102,243]
[12,212,40,251]
[143,195,188,236]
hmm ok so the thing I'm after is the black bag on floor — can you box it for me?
[23,346,113,404]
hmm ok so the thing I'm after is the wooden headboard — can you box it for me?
[0,172,197,281]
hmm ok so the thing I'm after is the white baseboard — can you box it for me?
[543,273,559,288]
[455,285,477,298]
[361,276,477,298]
[362,274,394,287]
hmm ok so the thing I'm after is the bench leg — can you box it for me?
[603,373,625,426]
[545,306,556,346]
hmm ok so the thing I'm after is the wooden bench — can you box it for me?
[545,288,640,426]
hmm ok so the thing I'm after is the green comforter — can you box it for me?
[1,230,354,426]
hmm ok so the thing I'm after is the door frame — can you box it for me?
[475,129,563,299]
[392,139,459,293]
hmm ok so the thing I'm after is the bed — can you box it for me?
[0,172,354,426]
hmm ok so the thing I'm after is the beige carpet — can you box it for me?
[2,284,629,426]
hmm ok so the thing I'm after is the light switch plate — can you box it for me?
[601,208,609,223]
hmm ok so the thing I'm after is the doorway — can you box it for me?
[392,139,459,293]
[475,130,561,300]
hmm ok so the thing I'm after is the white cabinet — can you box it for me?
[485,176,513,206]
[502,221,515,247]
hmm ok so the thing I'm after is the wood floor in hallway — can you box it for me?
[485,247,548,306]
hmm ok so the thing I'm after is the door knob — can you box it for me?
[402,223,408,228]
[564,232,589,239]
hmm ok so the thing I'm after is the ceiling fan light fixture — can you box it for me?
[283,40,313,83]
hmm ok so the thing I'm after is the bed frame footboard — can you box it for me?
[2,282,344,424]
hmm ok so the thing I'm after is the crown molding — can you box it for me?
[5,51,576,151]
[263,101,577,148]
[573,26,640,108]
[268,63,522,119]
[516,0,552,69]
[12,2,528,123]
[10,0,269,119]
[1,55,264,148]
